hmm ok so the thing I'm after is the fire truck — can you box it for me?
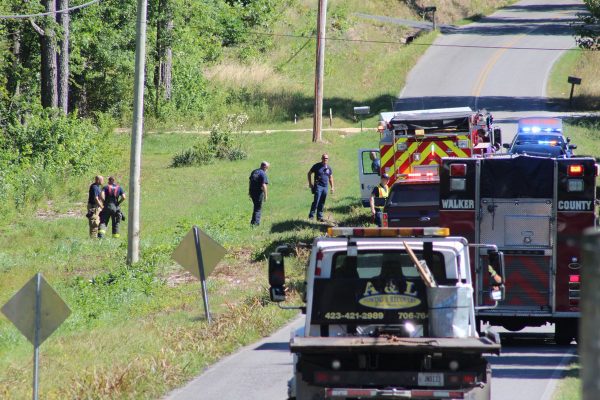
[359,107,501,207]
[439,155,597,344]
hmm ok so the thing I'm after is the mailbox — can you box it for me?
[568,76,582,85]
[354,106,370,115]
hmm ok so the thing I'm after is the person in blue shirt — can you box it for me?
[307,153,334,222]
[249,161,270,226]
[99,176,127,238]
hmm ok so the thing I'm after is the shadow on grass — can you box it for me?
[254,228,324,261]
[270,219,322,233]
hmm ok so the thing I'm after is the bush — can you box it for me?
[170,114,248,167]
[0,110,116,215]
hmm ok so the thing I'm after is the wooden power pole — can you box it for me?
[312,0,327,143]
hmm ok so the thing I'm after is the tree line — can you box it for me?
[0,0,279,123]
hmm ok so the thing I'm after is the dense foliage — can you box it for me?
[576,0,600,49]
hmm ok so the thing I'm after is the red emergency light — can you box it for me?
[569,275,580,283]
[567,164,584,177]
[450,163,467,177]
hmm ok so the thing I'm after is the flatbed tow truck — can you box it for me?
[268,227,506,400]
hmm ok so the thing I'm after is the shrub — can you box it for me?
[170,114,248,167]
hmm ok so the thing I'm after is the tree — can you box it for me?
[31,0,58,108]
[154,0,173,104]
[57,0,70,114]
[576,0,600,50]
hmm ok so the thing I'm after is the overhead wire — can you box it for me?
[248,31,597,52]
[0,0,101,20]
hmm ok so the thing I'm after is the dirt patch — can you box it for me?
[36,201,85,220]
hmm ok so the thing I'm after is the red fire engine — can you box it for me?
[359,107,501,207]
[439,155,597,344]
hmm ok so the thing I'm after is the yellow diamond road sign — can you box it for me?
[1,273,71,346]
[172,227,226,279]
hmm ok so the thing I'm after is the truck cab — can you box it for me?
[269,227,505,400]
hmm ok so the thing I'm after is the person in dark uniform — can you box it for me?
[99,176,127,238]
[249,161,270,226]
[86,175,104,238]
[370,151,381,175]
[307,153,334,222]
[370,173,389,227]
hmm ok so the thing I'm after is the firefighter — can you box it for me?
[370,173,390,227]
[370,151,381,175]
[249,161,270,226]
[307,154,334,222]
[86,175,104,238]
[99,176,127,238]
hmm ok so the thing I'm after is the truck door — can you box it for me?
[358,149,381,207]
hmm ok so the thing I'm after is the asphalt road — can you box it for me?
[165,1,582,399]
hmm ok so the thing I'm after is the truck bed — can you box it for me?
[290,336,500,355]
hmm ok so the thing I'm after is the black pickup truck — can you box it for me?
[383,182,440,227]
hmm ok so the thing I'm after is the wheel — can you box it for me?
[555,319,577,345]
[501,322,526,332]
[294,373,325,400]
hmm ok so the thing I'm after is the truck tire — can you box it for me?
[294,373,325,400]
[555,319,577,345]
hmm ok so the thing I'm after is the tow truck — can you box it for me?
[358,107,501,207]
[439,155,597,344]
[268,227,506,399]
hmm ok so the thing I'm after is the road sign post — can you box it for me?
[1,273,71,400]
[193,226,212,323]
[173,226,226,323]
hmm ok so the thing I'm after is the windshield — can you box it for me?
[332,250,452,285]
[510,144,566,157]
[388,184,439,205]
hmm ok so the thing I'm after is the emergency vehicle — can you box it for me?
[439,155,597,344]
[268,227,505,400]
[359,107,501,206]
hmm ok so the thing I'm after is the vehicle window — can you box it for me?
[333,250,453,284]
[362,150,380,175]
[388,184,439,205]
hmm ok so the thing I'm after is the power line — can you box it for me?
[0,0,101,20]
[249,31,596,52]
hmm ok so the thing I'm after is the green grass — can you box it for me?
[548,48,600,111]
[553,362,580,400]
[0,128,376,399]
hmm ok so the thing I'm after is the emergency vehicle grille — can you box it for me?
[479,199,553,248]
[495,255,551,310]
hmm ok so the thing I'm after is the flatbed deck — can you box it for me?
[290,336,501,355]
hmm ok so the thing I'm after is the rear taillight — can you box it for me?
[568,164,584,177]
[382,213,388,227]
[450,163,467,177]
[315,251,323,276]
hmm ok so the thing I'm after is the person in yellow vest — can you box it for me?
[370,173,390,227]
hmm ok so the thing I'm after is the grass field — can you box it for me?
[0,128,380,398]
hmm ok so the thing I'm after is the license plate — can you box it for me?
[418,372,444,387]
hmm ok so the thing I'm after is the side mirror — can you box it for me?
[568,144,577,150]
[502,143,510,150]
[268,253,286,302]
[493,127,502,147]
[567,137,571,143]
[487,250,506,302]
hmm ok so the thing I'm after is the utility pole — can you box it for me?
[312,0,327,143]
[582,229,600,400]
[127,0,148,265]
